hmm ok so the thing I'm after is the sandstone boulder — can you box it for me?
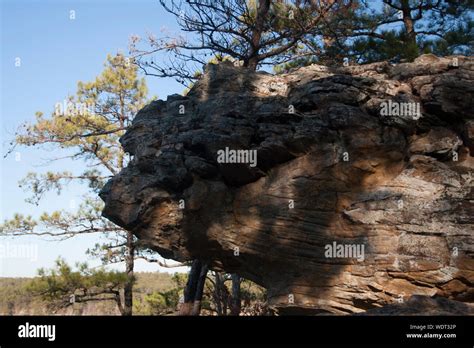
[100,55,474,314]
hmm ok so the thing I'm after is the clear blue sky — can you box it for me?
[0,0,186,277]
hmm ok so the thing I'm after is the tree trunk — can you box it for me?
[180,259,209,315]
[180,260,201,315]
[245,0,271,71]
[246,58,259,71]
[191,261,209,315]
[122,230,135,316]
[213,272,224,315]
[115,291,125,316]
[400,0,417,48]
[230,273,241,316]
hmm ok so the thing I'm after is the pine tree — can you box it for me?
[2,53,150,316]
[348,0,473,63]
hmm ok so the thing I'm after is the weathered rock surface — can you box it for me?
[359,295,474,315]
[100,55,474,314]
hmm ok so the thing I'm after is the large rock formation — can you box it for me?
[100,54,474,314]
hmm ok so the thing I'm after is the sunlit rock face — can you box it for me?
[100,55,474,314]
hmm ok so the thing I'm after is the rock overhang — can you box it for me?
[100,55,474,314]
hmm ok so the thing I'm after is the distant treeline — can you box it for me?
[0,270,267,316]
[0,272,176,315]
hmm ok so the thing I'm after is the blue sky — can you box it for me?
[0,0,186,277]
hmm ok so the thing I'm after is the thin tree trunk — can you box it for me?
[230,273,241,316]
[400,0,417,48]
[319,0,336,53]
[191,262,209,315]
[115,291,125,316]
[180,259,208,315]
[245,0,271,71]
[180,260,201,315]
[122,230,135,316]
[214,272,224,315]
